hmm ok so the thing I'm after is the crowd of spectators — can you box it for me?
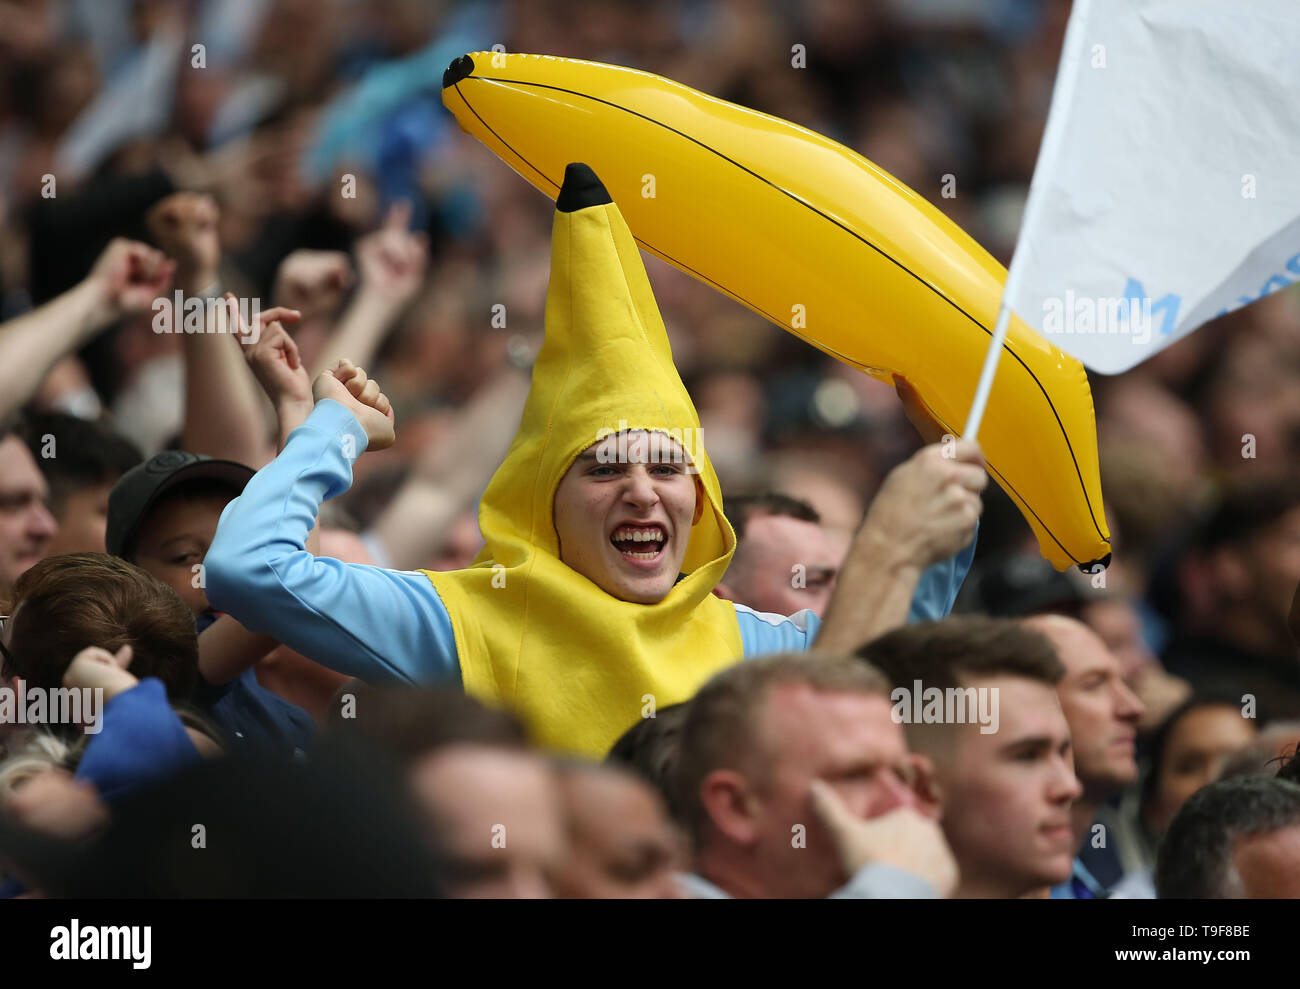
[1,0,1298,899]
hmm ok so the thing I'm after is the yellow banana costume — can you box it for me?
[442,52,1110,572]
[423,163,742,756]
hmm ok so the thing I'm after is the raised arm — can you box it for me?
[146,192,273,467]
[196,307,319,689]
[308,202,428,380]
[203,365,460,687]
[370,369,527,570]
[815,439,986,653]
[0,240,172,420]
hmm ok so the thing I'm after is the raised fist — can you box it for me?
[63,643,138,700]
[864,439,987,568]
[146,191,221,290]
[87,238,174,320]
[273,249,354,320]
[354,201,428,304]
[312,359,396,451]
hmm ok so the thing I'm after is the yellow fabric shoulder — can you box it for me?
[424,164,742,756]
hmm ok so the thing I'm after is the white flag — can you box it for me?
[1003,0,1300,374]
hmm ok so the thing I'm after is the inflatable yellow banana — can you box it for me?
[442,52,1109,572]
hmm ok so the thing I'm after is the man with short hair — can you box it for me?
[718,489,975,623]
[0,421,60,603]
[0,554,209,826]
[21,412,142,557]
[327,687,565,899]
[675,651,957,898]
[1163,480,1300,721]
[554,761,685,899]
[716,494,846,618]
[1156,776,1300,898]
[2,553,198,701]
[605,701,690,823]
[1023,613,1145,897]
[860,616,1083,898]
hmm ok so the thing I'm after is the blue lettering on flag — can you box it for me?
[1212,251,1298,320]
[1123,279,1180,336]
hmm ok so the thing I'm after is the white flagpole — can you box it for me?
[961,0,1092,441]
[962,277,1019,441]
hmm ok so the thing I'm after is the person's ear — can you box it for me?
[698,769,761,847]
[692,475,705,526]
[713,581,736,602]
[908,753,945,819]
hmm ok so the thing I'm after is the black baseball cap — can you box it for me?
[106,451,256,560]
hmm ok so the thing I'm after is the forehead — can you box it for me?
[760,684,903,765]
[135,490,232,543]
[0,437,47,493]
[414,747,561,839]
[964,675,1068,750]
[562,771,668,839]
[1234,825,1300,897]
[1037,617,1117,680]
[745,514,834,557]
[1166,705,1255,750]
[579,430,689,465]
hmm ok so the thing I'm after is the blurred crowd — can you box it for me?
[1,0,1299,899]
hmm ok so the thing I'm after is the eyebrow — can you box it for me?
[156,535,203,551]
[1000,734,1061,757]
[1071,665,1112,680]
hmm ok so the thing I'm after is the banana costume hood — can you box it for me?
[423,163,742,755]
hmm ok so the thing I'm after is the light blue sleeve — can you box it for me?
[831,863,937,899]
[735,603,822,657]
[906,523,979,623]
[204,399,461,687]
[737,525,978,656]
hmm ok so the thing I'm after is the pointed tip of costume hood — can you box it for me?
[556,162,612,213]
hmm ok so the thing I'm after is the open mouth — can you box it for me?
[610,523,667,563]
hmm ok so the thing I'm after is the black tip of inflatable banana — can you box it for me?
[443,54,475,89]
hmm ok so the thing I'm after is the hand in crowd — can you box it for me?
[864,438,987,569]
[810,779,959,897]
[312,359,396,451]
[273,249,354,321]
[355,201,429,305]
[2,769,110,843]
[228,295,310,418]
[145,192,221,292]
[63,644,139,701]
[86,238,174,322]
